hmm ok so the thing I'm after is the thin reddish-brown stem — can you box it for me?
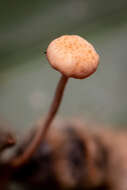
[10,74,68,168]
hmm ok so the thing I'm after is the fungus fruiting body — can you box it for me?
[9,35,99,168]
[47,35,99,79]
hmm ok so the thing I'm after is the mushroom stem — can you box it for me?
[10,74,68,168]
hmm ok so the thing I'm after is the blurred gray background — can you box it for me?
[0,0,127,130]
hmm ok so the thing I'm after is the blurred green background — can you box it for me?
[0,0,127,130]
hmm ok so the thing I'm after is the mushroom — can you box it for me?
[47,35,99,79]
[9,35,99,168]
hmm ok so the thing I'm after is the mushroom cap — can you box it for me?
[46,35,99,79]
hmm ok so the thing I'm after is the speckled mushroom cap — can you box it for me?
[46,35,99,79]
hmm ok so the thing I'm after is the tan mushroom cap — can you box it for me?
[46,35,99,79]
